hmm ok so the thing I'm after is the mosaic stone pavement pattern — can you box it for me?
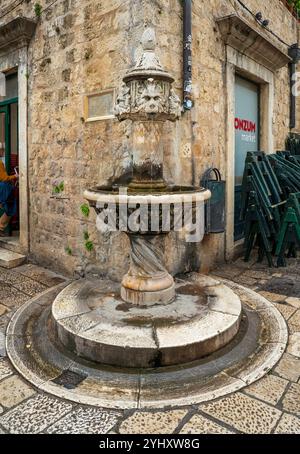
[0,260,300,434]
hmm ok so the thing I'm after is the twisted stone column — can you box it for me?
[121,234,175,306]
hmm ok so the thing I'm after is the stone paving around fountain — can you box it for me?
[0,259,300,434]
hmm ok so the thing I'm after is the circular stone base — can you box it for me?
[51,276,242,368]
[6,276,287,409]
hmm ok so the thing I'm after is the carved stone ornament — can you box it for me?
[115,28,182,121]
[114,82,131,116]
[0,17,37,57]
[169,88,182,118]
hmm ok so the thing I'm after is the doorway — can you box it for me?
[0,72,19,238]
[234,76,260,241]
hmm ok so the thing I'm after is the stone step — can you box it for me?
[0,236,20,254]
[0,247,26,269]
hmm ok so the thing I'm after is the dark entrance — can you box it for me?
[0,72,19,234]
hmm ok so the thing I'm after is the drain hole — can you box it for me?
[52,370,87,389]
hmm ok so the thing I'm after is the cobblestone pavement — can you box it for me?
[0,259,300,434]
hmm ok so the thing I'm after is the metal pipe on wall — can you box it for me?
[183,0,193,110]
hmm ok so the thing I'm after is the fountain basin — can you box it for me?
[51,275,242,368]
[84,185,211,205]
[84,185,211,235]
[85,185,211,306]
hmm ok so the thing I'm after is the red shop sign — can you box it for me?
[235,117,256,133]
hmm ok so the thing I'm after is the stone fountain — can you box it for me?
[51,28,242,368]
[6,28,287,409]
[86,27,210,308]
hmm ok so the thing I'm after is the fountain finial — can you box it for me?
[129,26,164,76]
[141,27,156,51]
[114,27,181,121]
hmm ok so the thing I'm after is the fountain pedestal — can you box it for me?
[121,234,175,306]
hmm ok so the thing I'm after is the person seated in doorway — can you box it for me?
[0,144,18,235]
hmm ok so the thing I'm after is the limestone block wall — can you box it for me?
[0,0,298,277]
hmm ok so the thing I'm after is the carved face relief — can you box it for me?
[138,78,165,114]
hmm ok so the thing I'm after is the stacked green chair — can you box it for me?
[241,152,285,267]
[241,150,300,267]
[243,190,274,267]
[286,135,300,155]
[268,153,300,199]
[276,193,300,267]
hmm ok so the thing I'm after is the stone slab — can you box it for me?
[200,392,282,434]
[180,414,235,434]
[15,264,67,288]
[258,275,300,299]
[288,310,300,331]
[0,248,26,269]
[275,413,300,434]
[287,333,300,358]
[0,236,21,254]
[0,305,8,317]
[0,375,35,408]
[119,410,187,434]
[0,358,13,381]
[281,383,300,416]
[272,303,297,321]
[0,284,28,308]
[46,407,122,434]
[243,374,288,405]
[274,353,300,382]
[0,395,73,434]
[286,297,300,309]
[52,277,242,368]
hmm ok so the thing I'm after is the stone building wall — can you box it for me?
[0,0,298,278]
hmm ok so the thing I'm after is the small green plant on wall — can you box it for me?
[65,246,73,256]
[85,239,94,252]
[80,203,90,218]
[83,230,94,252]
[34,3,42,17]
[80,205,94,252]
[52,181,65,195]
